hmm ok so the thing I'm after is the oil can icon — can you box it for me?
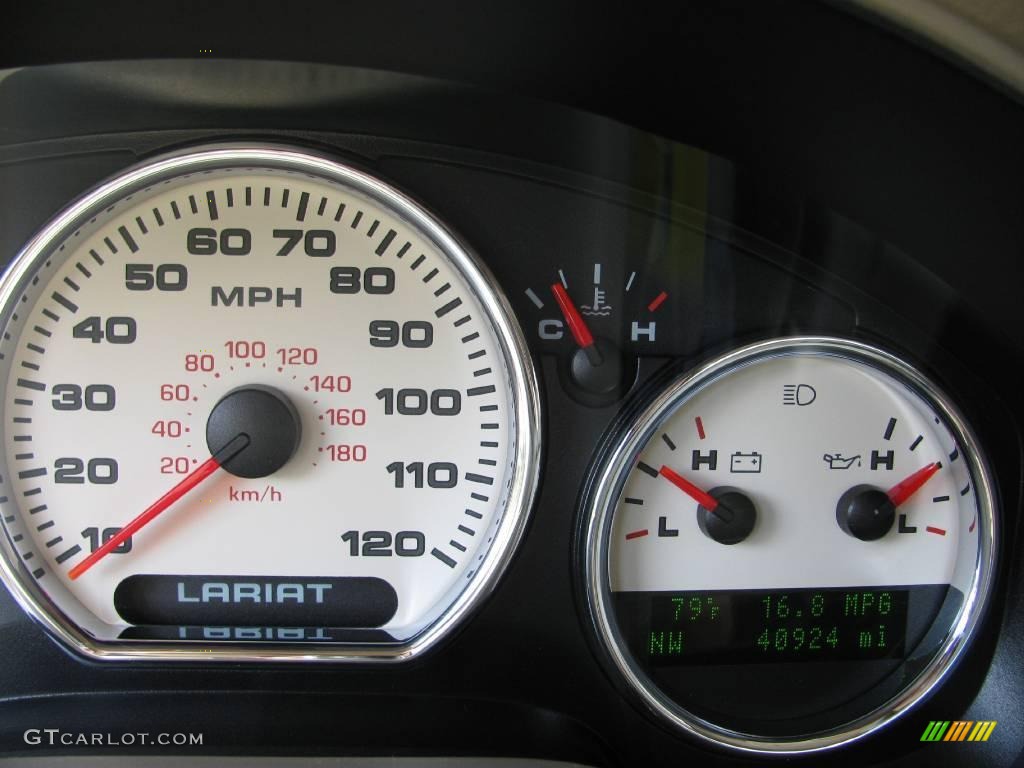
[823,453,862,470]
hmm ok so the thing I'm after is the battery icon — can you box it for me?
[730,452,763,473]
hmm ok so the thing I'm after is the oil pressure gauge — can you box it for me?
[582,337,996,753]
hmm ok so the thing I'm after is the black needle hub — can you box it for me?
[206,385,302,478]
[570,336,622,394]
[836,484,895,541]
[697,487,757,545]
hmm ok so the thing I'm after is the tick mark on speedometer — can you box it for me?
[54,545,81,565]
[431,549,457,568]
[206,191,219,221]
[14,376,43,391]
[375,230,397,256]
[436,298,463,318]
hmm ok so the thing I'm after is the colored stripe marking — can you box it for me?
[922,721,950,741]
[926,526,947,536]
[625,529,649,540]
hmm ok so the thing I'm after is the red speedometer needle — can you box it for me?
[886,462,941,508]
[551,282,603,366]
[659,465,725,518]
[67,434,250,580]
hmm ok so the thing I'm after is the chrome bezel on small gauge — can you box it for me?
[582,336,997,754]
[0,144,543,663]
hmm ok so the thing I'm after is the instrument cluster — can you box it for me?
[0,60,1017,765]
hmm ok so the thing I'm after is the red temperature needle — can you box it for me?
[886,462,941,508]
[551,282,603,365]
[659,465,722,515]
[67,434,249,580]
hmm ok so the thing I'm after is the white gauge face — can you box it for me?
[611,352,973,593]
[0,146,540,660]
[585,338,995,753]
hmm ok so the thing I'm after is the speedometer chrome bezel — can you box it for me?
[581,336,997,754]
[0,143,542,663]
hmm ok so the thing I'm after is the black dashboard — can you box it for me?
[0,2,1022,766]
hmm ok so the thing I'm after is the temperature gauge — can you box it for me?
[524,264,670,403]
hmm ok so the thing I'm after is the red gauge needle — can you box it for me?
[550,282,603,366]
[659,464,731,522]
[67,434,250,580]
[886,462,941,508]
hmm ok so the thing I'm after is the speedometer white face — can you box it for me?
[0,145,541,661]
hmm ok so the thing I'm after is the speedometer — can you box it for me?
[0,144,541,661]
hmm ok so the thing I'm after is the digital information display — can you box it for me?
[621,586,909,665]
